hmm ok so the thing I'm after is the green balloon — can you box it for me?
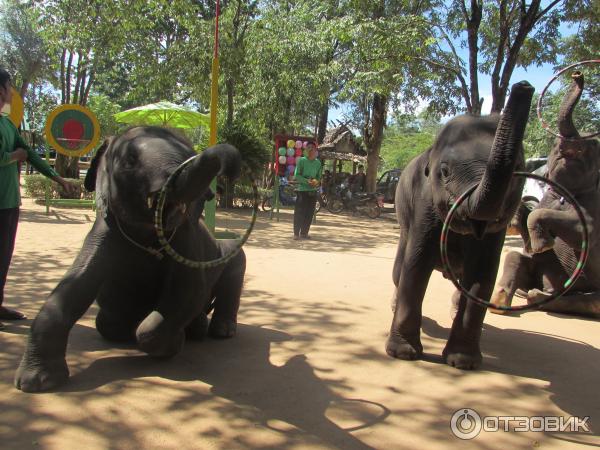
[278,147,287,156]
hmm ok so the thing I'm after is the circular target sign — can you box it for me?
[45,104,100,157]
[0,87,24,127]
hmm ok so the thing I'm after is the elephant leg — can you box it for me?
[528,289,600,318]
[390,233,407,312]
[443,232,505,370]
[490,251,538,315]
[386,232,436,361]
[135,264,207,358]
[15,231,107,392]
[528,208,587,254]
[96,307,141,342]
[209,248,246,339]
[185,312,209,341]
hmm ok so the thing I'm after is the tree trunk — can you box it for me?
[364,93,387,193]
[316,100,329,144]
[226,77,234,128]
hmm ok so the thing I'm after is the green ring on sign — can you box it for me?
[45,104,100,157]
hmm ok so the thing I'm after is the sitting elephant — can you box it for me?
[15,127,247,392]
[387,81,535,370]
[492,71,600,318]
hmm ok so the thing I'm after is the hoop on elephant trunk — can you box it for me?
[537,59,600,141]
[440,172,589,312]
[154,154,258,269]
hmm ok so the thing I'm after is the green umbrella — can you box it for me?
[114,101,209,129]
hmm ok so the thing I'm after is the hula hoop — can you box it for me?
[537,59,600,141]
[440,172,589,311]
[154,154,258,269]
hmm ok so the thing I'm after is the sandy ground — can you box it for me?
[1,198,599,450]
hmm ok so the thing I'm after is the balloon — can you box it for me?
[278,155,287,164]
[286,156,295,165]
[286,147,295,157]
[287,139,295,148]
[302,141,309,148]
[286,165,295,176]
[295,156,301,164]
[278,147,287,156]
[295,140,302,149]
[295,148,302,157]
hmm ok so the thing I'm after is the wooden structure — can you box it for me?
[317,125,367,183]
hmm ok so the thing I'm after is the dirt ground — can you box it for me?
[1,199,599,449]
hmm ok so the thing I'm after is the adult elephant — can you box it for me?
[492,71,600,317]
[15,127,247,392]
[387,81,535,370]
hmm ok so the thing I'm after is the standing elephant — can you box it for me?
[492,71,600,318]
[387,81,535,370]
[15,127,247,392]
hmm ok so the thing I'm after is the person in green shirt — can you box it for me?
[0,68,76,331]
[293,142,322,239]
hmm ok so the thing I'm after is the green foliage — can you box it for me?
[0,0,50,93]
[218,120,270,179]
[87,93,123,138]
[22,175,93,200]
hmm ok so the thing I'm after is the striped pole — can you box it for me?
[205,0,220,233]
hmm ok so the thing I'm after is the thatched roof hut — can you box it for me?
[318,125,367,162]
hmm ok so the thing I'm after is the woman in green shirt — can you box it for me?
[0,68,76,330]
[293,142,322,239]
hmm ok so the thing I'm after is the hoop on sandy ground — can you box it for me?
[440,171,589,312]
[154,154,258,269]
[537,59,600,141]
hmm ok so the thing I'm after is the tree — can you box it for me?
[333,1,434,191]
[421,1,584,115]
[0,0,50,96]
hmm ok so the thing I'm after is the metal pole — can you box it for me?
[205,0,220,233]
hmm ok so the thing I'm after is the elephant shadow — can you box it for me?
[63,323,386,449]
[421,316,600,434]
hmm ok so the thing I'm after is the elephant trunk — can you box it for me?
[466,81,534,221]
[171,144,241,203]
[557,71,584,139]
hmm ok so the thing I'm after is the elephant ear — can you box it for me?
[84,138,111,192]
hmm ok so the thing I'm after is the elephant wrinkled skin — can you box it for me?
[15,127,247,392]
[387,81,535,370]
[492,71,600,318]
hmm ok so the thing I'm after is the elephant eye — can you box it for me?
[440,163,450,179]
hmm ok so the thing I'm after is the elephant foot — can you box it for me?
[385,334,423,360]
[136,311,184,358]
[209,317,237,339]
[443,343,482,370]
[489,288,512,315]
[15,356,69,392]
[185,313,209,341]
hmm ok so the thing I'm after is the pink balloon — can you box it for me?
[286,156,295,165]
[302,141,308,148]
[295,148,302,157]
[295,140,303,149]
